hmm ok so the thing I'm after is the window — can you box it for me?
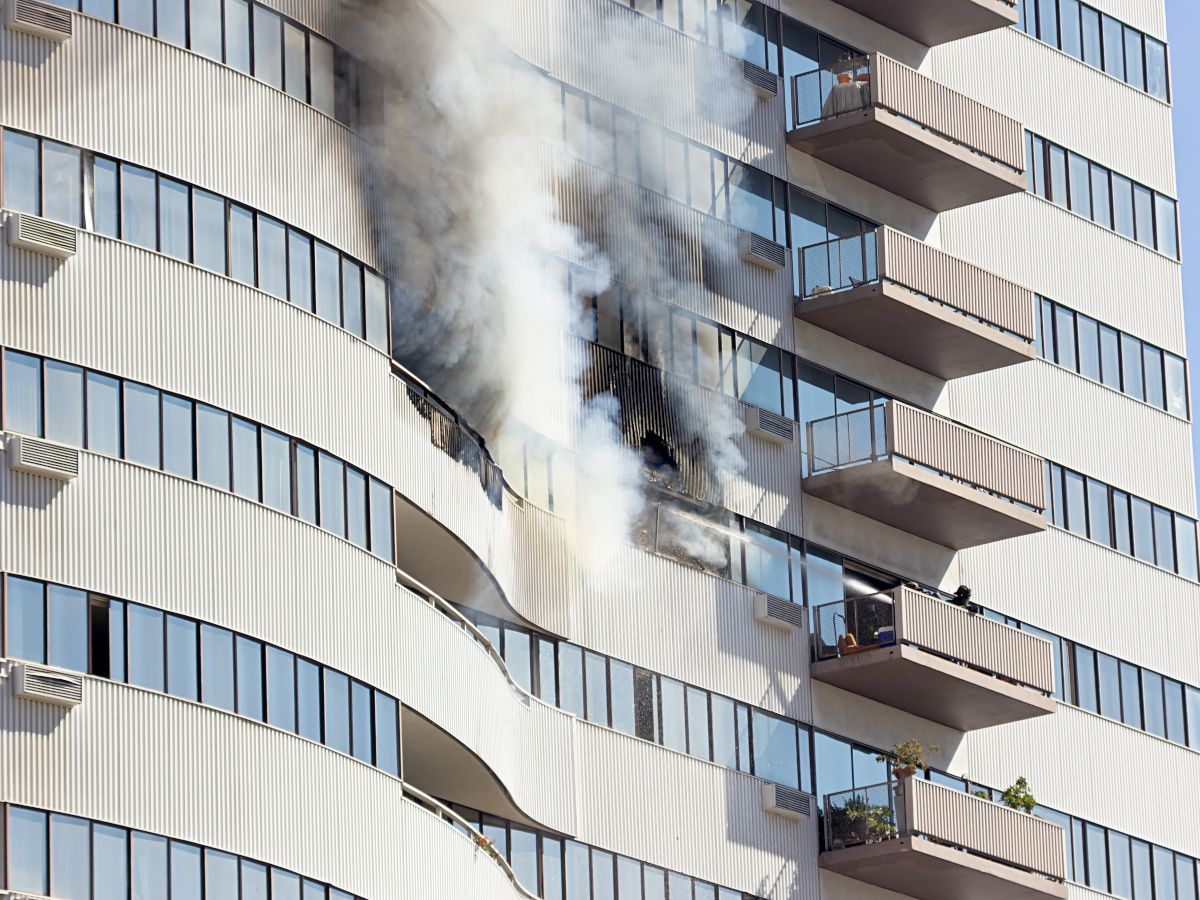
[190,0,222,60]
[311,37,336,115]
[44,359,83,446]
[236,636,264,719]
[159,178,191,261]
[162,394,195,478]
[318,452,346,537]
[43,140,81,226]
[283,22,308,101]
[1049,145,1068,206]
[166,615,199,700]
[121,164,158,250]
[369,478,394,562]
[86,371,121,455]
[231,417,261,500]
[258,216,288,298]
[288,231,314,312]
[375,694,400,776]
[94,157,119,237]
[261,428,292,513]
[7,577,46,663]
[324,669,350,753]
[196,404,231,489]
[95,824,129,899]
[193,190,227,274]
[254,6,284,88]
[1146,37,1169,100]
[751,709,799,789]
[200,624,235,711]
[1156,195,1179,259]
[1068,152,1091,218]
[351,680,373,762]
[1111,174,1134,239]
[315,243,341,324]
[267,646,297,731]
[229,204,256,284]
[128,604,165,691]
[295,445,318,524]
[1091,163,1112,229]
[1102,15,1126,80]
[3,131,40,214]
[297,658,322,741]
[364,271,389,351]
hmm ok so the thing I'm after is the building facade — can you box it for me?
[0,0,1196,897]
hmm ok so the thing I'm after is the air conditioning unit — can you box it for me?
[746,407,794,445]
[742,60,780,99]
[762,783,812,821]
[4,0,71,40]
[738,231,786,271]
[6,435,81,481]
[6,213,77,259]
[13,662,84,707]
[754,593,805,633]
[1,891,65,900]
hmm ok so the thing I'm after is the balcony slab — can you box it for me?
[827,0,1018,46]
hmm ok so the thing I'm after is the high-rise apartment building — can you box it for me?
[0,0,1195,897]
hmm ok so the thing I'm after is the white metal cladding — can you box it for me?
[931,27,1174,192]
[880,227,1035,339]
[871,53,1026,172]
[948,359,1197,515]
[0,18,382,268]
[0,679,538,900]
[905,778,1065,880]
[572,722,822,900]
[505,0,787,180]
[894,587,1055,693]
[888,402,1047,510]
[959,704,1200,856]
[939,195,1185,354]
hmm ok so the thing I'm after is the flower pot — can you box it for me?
[836,73,852,84]
[893,765,916,780]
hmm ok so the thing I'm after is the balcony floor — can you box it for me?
[802,458,1046,549]
[794,282,1033,380]
[827,0,1018,46]
[786,108,1026,212]
[811,644,1056,730]
[821,836,1067,900]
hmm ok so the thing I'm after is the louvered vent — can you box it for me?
[7,435,81,481]
[2,893,67,900]
[4,0,72,40]
[762,783,813,821]
[754,593,805,633]
[13,662,84,707]
[738,231,786,271]
[746,407,794,445]
[742,60,779,99]
[7,213,77,259]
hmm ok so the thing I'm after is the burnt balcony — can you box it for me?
[787,54,1026,212]
[826,0,1018,46]
[811,588,1056,729]
[794,228,1035,380]
[803,401,1046,549]
[821,779,1067,900]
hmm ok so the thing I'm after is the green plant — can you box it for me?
[1000,777,1037,814]
[876,739,941,773]
[971,789,990,800]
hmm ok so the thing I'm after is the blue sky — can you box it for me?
[1166,0,1200,484]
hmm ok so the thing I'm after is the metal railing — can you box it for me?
[807,401,1046,512]
[813,587,1056,694]
[790,52,1025,173]
[796,231,880,299]
[824,779,1066,882]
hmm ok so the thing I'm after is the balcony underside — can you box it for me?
[794,282,1034,379]
[786,108,1026,212]
[811,644,1056,730]
[827,0,1018,46]
[802,458,1046,549]
[821,836,1067,900]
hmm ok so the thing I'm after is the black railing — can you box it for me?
[791,55,873,129]
[795,231,880,299]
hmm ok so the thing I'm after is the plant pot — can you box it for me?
[850,820,870,845]
[893,766,916,780]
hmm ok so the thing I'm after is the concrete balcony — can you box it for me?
[794,228,1036,380]
[811,587,1056,729]
[787,54,1026,212]
[825,0,1018,46]
[821,779,1067,900]
[803,402,1046,549]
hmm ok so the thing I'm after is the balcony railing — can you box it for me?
[823,779,1066,883]
[814,588,1055,694]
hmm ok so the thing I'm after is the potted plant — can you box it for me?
[830,796,873,846]
[475,834,502,861]
[876,739,940,780]
[866,804,897,841]
[1000,777,1037,814]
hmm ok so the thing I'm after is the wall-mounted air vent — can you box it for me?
[6,213,77,259]
[742,60,779,99]
[4,0,71,40]
[762,783,812,820]
[13,662,84,707]
[6,435,81,481]
[754,593,806,633]
[746,407,794,445]
[1,890,67,900]
[738,231,786,271]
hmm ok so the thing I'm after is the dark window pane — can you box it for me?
[261,428,292,513]
[1131,497,1155,562]
[94,824,129,900]
[166,614,199,700]
[159,178,191,261]
[375,693,400,775]
[162,394,194,478]
[128,603,165,691]
[231,417,260,500]
[192,190,226,275]
[225,0,251,71]
[341,258,364,338]
[196,404,231,489]
[351,680,373,762]
[123,382,161,468]
[200,624,235,711]
[288,230,314,312]
[43,140,81,226]
[267,646,296,731]
[190,0,222,60]
[369,478,393,562]
[1122,334,1145,400]
[43,359,83,447]
[121,164,157,249]
[324,669,350,753]
[315,242,341,324]
[295,445,318,524]
[7,576,46,663]
[3,130,41,215]
[318,452,346,536]
[254,6,284,88]
[346,468,368,548]
[297,657,322,741]
[94,156,119,237]
[365,271,389,351]
[229,204,256,285]
[283,22,308,101]
[236,636,264,720]
[258,215,288,298]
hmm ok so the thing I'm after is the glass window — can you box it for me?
[1165,353,1188,417]
[241,861,268,900]
[1099,325,1121,390]
[192,190,227,275]
[297,657,322,741]
[315,242,341,324]
[341,258,364,338]
[254,6,284,88]
[1132,497,1155,563]
[375,693,400,776]
[1102,15,1126,79]
[346,468,368,549]
[660,676,686,752]
[1122,334,1145,400]
[1156,195,1179,258]
[123,382,161,468]
[1154,505,1176,571]
[159,177,191,261]
[131,833,171,900]
[225,0,251,71]
[10,807,49,893]
[1111,174,1135,239]
[121,164,158,250]
[752,709,799,789]
[128,603,165,691]
[1076,314,1100,380]
[711,694,737,769]
[1176,517,1198,581]
[1179,858,1198,900]
[200,624,235,711]
[324,669,350,753]
[3,131,40,215]
[83,371,120,455]
[261,428,292,514]
[609,658,635,735]
[271,870,302,900]
[1146,37,1169,101]
[1134,184,1155,248]
[204,850,239,900]
[1120,662,1143,729]
[1131,839,1153,900]
[119,0,153,31]
[1091,165,1112,229]
[310,37,336,115]
[686,686,710,759]
[1165,678,1187,744]
[1028,135,1046,196]
[267,646,296,731]
[565,841,590,900]
[1097,652,1121,719]
[43,140,81,226]
[369,478,393,562]
[162,394,194,478]
[94,823,129,900]
[1049,145,1068,206]
[1111,490,1133,554]
[283,22,308,101]
[1067,152,1091,218]
[1075,645,1098,711]
[1125,27,1146,91]
[46,584,87,672]
[236,636,264,719]
[592,849,615,900]
[258,215,288,298]
[1087,478,1111,545]
[365,271,389,351]
[94,156,119,237]
[1143,671,1166,737]
[196,404,231,489]
[351,680,373,762]
[5,350,44,438]
[229,204,256,285]
[585,651,610,725]
[1065,469,1087,536]
[288,230,314,312]
[108,600,126,683]
[729,164,776,240]
[559,643,584,717]
[1059,0,1081,56]
[543,836,565,900]
[166,614,199,700]
[318,452,346,536]
[1086,823,1110,893]
[190,0,222,60]
[1036,0,1058,46]
[1108,830,1133,899]
[7,576,45,663]
[1054,304,1077,372]
[231,417,260,500]
[43,359,83,447]
[295,445,318,524]
[743,524,792,601]
[1154,847,1177,899]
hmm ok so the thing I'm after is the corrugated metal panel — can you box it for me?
[930,28,1175,192]
[572,721,821,900]
[0,18,381,267]
[0,678,541,899]
[948,359,1196,515]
